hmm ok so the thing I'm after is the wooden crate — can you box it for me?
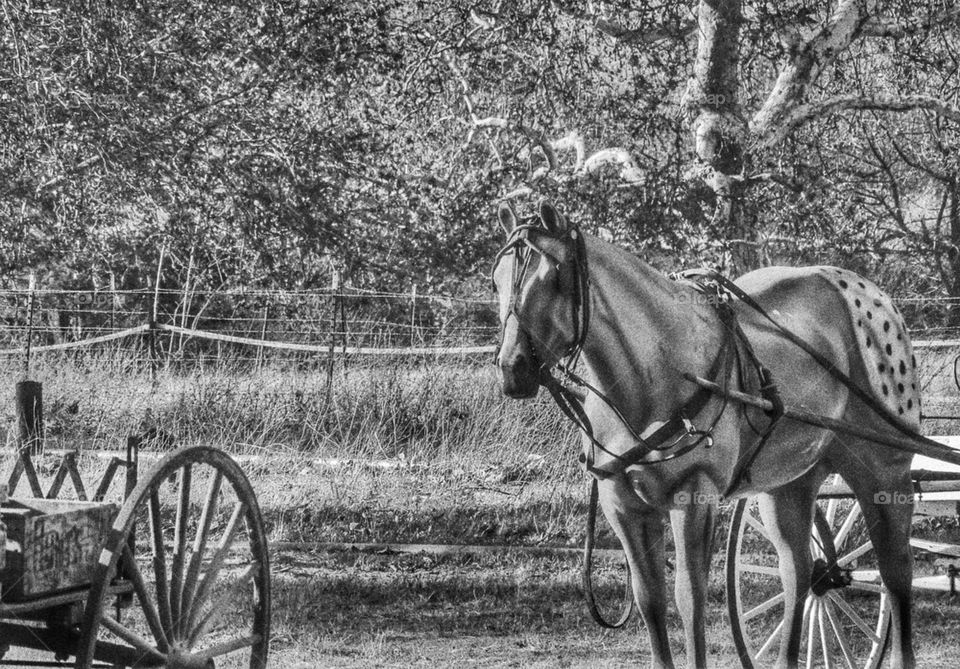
[1,498,117,601]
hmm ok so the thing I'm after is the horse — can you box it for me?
[492,199,918,669]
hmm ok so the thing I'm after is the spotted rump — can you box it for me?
[821,266,920,425]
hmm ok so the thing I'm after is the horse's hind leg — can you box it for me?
[841,456,915,669]
[757,468,823,669]
[598,476,675,669]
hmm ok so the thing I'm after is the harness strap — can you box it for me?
[544,325,736,479]
[582,477,634,628]
[672,270,788,495]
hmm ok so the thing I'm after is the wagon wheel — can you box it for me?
[726,488,891,668]
[75,445,271,669]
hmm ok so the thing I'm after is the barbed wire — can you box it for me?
[2,288,960,366]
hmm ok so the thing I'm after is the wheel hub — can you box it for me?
[166,645,215,669]
[810,557,853,596]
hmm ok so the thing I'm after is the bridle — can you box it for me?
[491,219,591,371]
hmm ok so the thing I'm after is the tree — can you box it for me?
[1,0,958,308]
[434,1,960,274]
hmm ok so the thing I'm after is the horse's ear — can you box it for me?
[498,202,518,235]
[538,198,568,234]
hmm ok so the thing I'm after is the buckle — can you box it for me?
[682,416,714,449]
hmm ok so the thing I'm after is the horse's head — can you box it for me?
[492,199,589,399]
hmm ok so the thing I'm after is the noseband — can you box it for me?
[491,221,591,371]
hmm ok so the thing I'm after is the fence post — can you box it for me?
[16,380,44,456]
[257,304,268,370]
[324,270,341,400]
[339,274,347,361]
[149,246,165,385]
[410,284,417,347]
[23,273,37,378]
[110,272,117,333]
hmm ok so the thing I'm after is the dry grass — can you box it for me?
[2,350,960,666]
[0,354,572,464]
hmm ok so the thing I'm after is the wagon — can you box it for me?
[0,440,270,668]
[725,437,960,669]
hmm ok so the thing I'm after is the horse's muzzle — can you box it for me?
[498,348,541,399]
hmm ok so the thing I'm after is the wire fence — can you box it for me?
[3,286,960,372]
[0,287,501,368]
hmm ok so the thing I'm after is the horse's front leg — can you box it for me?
[598,475,674,669]
[669,488,718,669]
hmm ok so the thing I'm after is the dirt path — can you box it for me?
[4,547,959,667]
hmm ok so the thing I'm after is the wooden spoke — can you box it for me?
[743,593,784,622]
[100,614,167,664]
[810,535,826,561]
[827,592,881,645]
[149,489,174,639]
[188,564,257,649]
[833,503,862,552]
[120,544,168,652]
[824,497,839,526]
[844,580,886,595]
[799,596,813,665]
[805,598,819,669]
[744,511,772,544]
[737,563,781,577]
[837,541,875,568]
[756,618,783,661]
[179,470,223,637]
[170,464,193,634]
[818,601,834,669]
[184,502,248,636]
[823,597,858,669]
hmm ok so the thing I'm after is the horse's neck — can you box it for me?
[579,238,724,423]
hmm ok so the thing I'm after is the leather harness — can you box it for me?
[493,222,783,483]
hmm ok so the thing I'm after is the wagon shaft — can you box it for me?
[684,373,960,468]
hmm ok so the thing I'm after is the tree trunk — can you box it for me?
[682,0,754,272]
[948,178,960,328]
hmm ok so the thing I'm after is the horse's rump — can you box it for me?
[734,265,921,433]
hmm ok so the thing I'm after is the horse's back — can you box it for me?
[734,265,921,431]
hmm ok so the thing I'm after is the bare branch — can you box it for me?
[742,171,804,193]
[862,5,960,38]
[551,131,585,171]
[472,117,558,170]
[769,94,960,146]
[556,3,696,46]
[469,9,497,31]
[581,148,644,183]
[593,17,697,45]
[752,0,877,146]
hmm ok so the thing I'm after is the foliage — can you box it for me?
[1,1,958,307]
